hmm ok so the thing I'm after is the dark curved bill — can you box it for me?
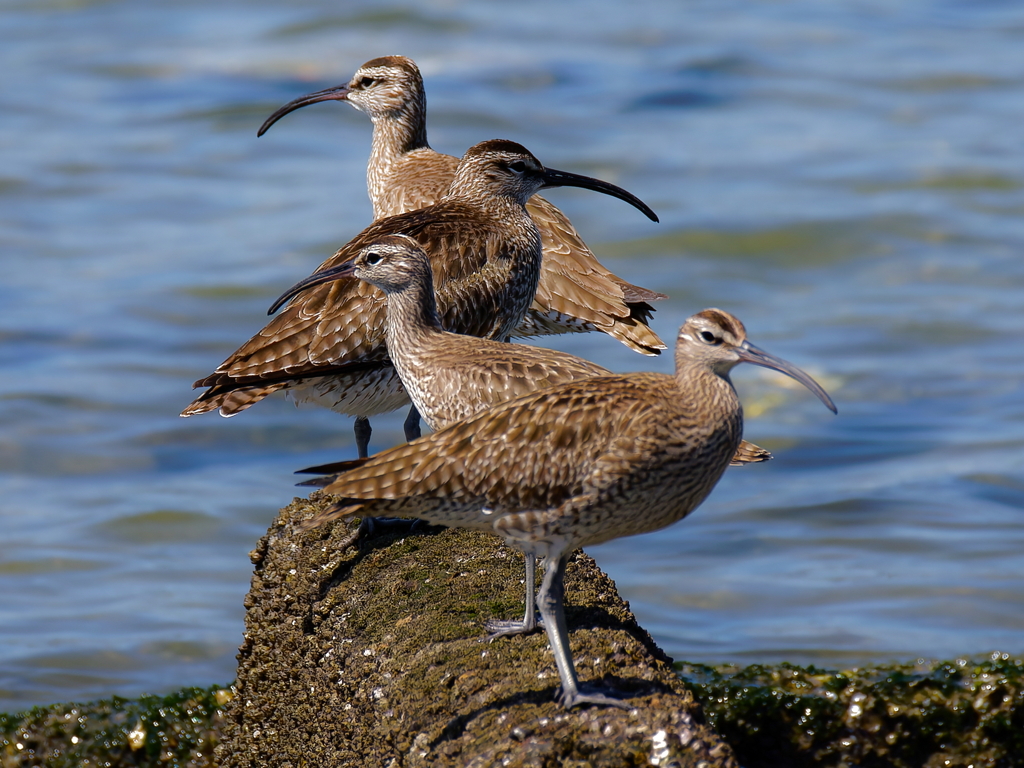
[257,84,351,137]
[737,341,837,414]
[267,260,357,315]
[540,167,659,223]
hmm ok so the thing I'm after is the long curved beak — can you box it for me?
[540,167,659,223]
[268,260,357,315]
[258,84,351,137]
[737,341,837,414]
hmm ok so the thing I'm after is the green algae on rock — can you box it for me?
[12,491,1021,767]
[679,654,1024,768]
[4,638,1022,767]
[216,492,739,767]
[0,684,232,768]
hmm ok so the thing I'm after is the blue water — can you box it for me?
[2,0,1023,711]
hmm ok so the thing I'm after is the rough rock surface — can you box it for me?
[217,492,738,768]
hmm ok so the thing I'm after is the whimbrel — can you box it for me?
[258,55,668,355]
[181,140,657,460]
[295,308,836,709]
[297,235,772,637]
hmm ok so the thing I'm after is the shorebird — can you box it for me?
[181,140,658,460]
[297,235,772,638]
[258,55,668,355]
[295,308,837,709]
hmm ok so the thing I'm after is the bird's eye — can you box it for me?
[699,330,720,344]
[365,251,382,265]
[360,77,375,88]
[508,161,527,173]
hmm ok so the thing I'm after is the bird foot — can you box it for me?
[361,516,428,537]
[484,616,544,641]
[557,685,633,710]
[330,518,366,551]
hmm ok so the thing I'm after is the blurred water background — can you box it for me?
[2,0,1023,711]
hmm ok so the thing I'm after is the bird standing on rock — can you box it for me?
[181,139,658,459]
[258,54,668,354]
[296,235,773,637]
[296,308,837,709]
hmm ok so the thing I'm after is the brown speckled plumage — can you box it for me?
[258,54,667,355]
[312,236,770,636]
[331,235,772,463]
[181,140,656,458]
[297,308,837,709]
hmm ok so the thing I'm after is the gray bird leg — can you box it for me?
[353,417,372,459]
[538,551,631,710]
[403,405,421,442]
[485,552,543,639]
[350,415,423,541]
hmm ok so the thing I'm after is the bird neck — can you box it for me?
[673,356,745,447]
[367,101,429,210]
[382,272,446,352]
[444,168,534,221]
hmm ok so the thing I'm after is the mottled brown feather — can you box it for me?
[339,235,769,462]
[296,308,835,543]
[182,142,548,418]
[306,375,707,525]
[259,55,666,354]
[292,306,834,710]
[730,440,772,465]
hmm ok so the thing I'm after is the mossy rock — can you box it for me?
[0,685,231,767]
[217,493,738,767]
[681,655,1024,768]
[7,490,1021,767]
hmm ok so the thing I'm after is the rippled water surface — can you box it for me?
[3,0,1023,710]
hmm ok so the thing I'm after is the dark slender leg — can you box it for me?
[403,405,421,442]
[353,417,372,459]
[485,552,543,639]
[352,410,424,544]
[537,551,631,710]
